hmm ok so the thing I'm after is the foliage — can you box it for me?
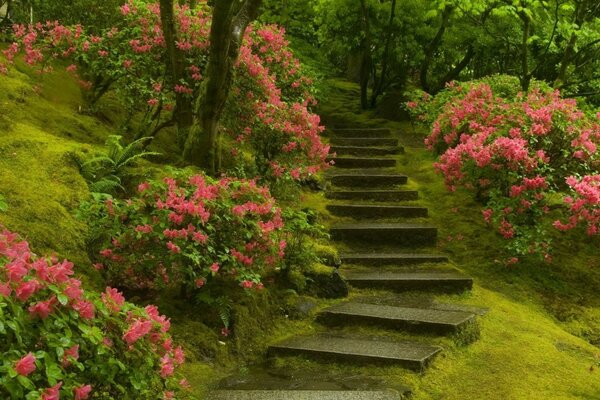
[0,228,185,399]
[0,0,330,189]
[408,79,599,260]
[77,135,158,195]
[81,171,286,294]
[0,195,7,213]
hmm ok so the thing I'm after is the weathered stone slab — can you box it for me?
[329,157,397,169]
[340,253,448,266]
[330,223,437,246]
[318,302,475,334]
[343,271,473,292]
[326,204,428,218]
[326,190,418,202]
[329,172,408,187]
[268,336,441,370]
[330,145,403,156]
[329,128,392,137]
[208,390,403,400]
[330,138,398,147]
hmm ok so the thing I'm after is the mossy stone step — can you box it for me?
[330,223,437,246]
[329,157,397,169]
[340,253,448,266]
[330,138,398,147]
[326,204,428,218]
[329,128,392,137]
[318,302,475,334]
[330,145,403,156]
[342,271,473,292]
[268,335,441,371]
[208,390,403,400]
[329,172,408,187]
[326,190,418,201]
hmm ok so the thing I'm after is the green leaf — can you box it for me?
[57,293,69,306]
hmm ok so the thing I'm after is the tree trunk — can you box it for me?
[370,0,396,108]
[359,0,372,110]
[420,5,453,93]
[432,45,475,93]
[183,0,262,173]
[555,0,589,88]
[519,12,531,92]
[159,0,194,148]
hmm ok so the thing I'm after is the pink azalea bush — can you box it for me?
[406,77,600,259]
[0,228,185,399]
[0,0,330,185]
[85,172,286,292]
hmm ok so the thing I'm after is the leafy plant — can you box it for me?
[0,228,185,399]
[409,80,599,261]
[0,194,7,212]
[78,135,158,194]
[82,170,286,295]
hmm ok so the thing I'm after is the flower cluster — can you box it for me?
[409,78,599,259]
[1,1,330,187]
[0,228,185,399]
[87,172,286,291]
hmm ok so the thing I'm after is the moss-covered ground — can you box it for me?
[1,55,599,399]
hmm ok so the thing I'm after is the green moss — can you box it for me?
[314,243,341,267]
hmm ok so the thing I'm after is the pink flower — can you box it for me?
[174,346,185,365]
[62,344,79,367]
[147,98,159,107]
[210,263,219,273]
[66,64,77,72]
[28,297,56,319]
[166,241,181,254]
[123,319,153,345]
[41,382,62,400]
[195,278,206,288]
[73,300,95,320]
[160,354,174,378]
[15,353,36,376]
[15,280,40,301]
[102,287,125,313]
[74,385,92,400]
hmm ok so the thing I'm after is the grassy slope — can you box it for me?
[310,79,600,399]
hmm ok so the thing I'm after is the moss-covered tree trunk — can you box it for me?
[183,0,262,174]
[370,0,396,108]
[159,0,194,148]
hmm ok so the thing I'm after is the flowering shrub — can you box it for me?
[0,228,185,399]
[84,172,286,292]
[1,0,330,186]
[407,79,600,260]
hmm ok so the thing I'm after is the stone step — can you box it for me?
[330,138,398,147]
[342,271,473,292]
[329,128,392,137]
[318,303,475,334]
[330,145,403,156]
[268,336,441,371]
[330,223,437,246]
[329,173,408,187]
[341,253,448,266]
[208,390,403,400]
[329,157,397,169]
[326,204,428,219]
[326,190,418,202]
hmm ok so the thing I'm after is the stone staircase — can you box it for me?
[210,125,481,399]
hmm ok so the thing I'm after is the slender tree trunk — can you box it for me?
[519,12,531,92]
[432,45,475,93]
[555,0,589,88]
[359,0,372,110]
[159,0,194,147]
[370,0,396,108]
[183,0,262,173]
[420,5,453,93]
